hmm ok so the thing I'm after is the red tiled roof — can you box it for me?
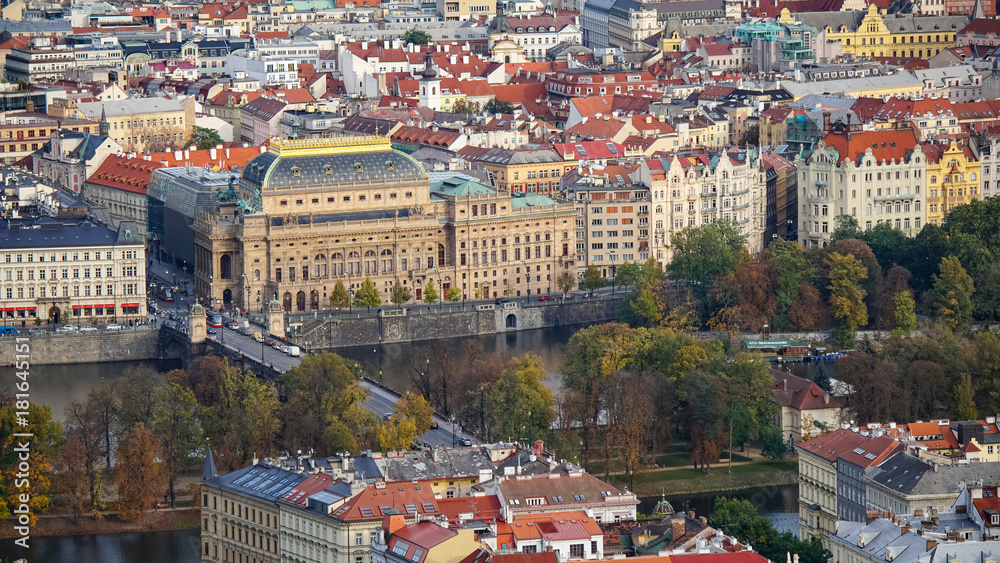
[279,473,337,507]
[959,18,1000,36]
[490,553,558,563]
[672,553,774,563]
[276,88,315,104]
[210,89,264,106]
[86,155,164,194]
[436,495,503,523]
[797,429,884,462]
[771,371,842,411]
[493,83,548,104]
[819,129,920,166]
[330,482,439,522]
[141,145,263,169]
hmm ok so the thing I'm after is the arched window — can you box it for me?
[296,291,306,312]
[364,250,377,274]
[380,249,393,272]
[282,292,292,312]
[253,269,260,281]
[220,254,232,280]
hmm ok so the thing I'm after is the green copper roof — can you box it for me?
[429,177,495,197]
[510,191,556,208]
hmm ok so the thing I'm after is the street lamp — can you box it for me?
[520,260,529,299]
[242,272,250,316]
[450,414,457,448]
[607,253,617,295]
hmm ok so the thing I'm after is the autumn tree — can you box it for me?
[395,392,434,436]
[892,291,916,337]
[445,286,462,301]
[684,371,727,473]
[929,256,974,331]
[488,354,555,443]
[877,265,913,330]
[787,281,825,329]
[601,374,652,488]
[280,352,368,456]
[390,280,412,306]
[114,365,164,442]
[63,399,105,507]
[827,252,868,348]
[114,424,163,521]
[734,260,776,331]
[423,280,439,304]
[55,435,89,523]
[557,272,576,296]
[953,374,978,420]
[355,277,382,310]
[153,383,203,508]
[581,265,606,296]
[377,416,418,451]
[0,402,62,524]
[213,361,279,469]
[329,280,350,309]
[836,353,897,424]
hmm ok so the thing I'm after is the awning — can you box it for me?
[83,305,93,309]
[15,307,25,311]
[72,305,81,309]
[122,303,140,308]
[3,307,13,311]
[26,307,36,311]
[106,304,115,309]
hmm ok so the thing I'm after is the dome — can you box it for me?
[240,137,427,190]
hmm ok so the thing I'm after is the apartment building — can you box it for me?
[74,98,195,153]
[545,68,659,99]
[916,65,982,101]
[607,0,658,51]
[487,12,582,61]
[464,146,577,197]
[0,218,146,327]
[923,140,981,225]
[795,127,926,248]
[435,0,495,21]
[225,50,302,89]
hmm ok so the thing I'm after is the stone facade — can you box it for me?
[0,329,161,366]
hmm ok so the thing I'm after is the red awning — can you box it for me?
[83,305,93,309]
[106,304,115,309]
[122,303,140,307]
[3,308,13,311]
[15,307,25,311]
[72,305,81,309]
[26,307,36,311]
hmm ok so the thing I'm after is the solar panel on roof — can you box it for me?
[421,502,436,512]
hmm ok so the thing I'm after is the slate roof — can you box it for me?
[379,446,495,481]
[866,452,931,495]
[77,98,185,119]
[0,219,141,250]
[206,463,307,504]
[909,462,1000,495]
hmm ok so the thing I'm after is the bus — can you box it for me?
[209,314,223,328]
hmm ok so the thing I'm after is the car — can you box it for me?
[265,337,276,346]
[55,325,78,333]
[105,323,123,331]
[28,328,45,336]
[462,438,472,446]
[253,332,263,342]
[79,326,98,333]
[495,298,510,304]
[383,413,393,421]
[430,421,439,429]
[272,342,284,350]
[538,295,553,301]
[207,327,218,334]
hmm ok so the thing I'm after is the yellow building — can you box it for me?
[435,0,495,21]
[814,4,963,59]
[923,140,981,225]
[467,147,578,197]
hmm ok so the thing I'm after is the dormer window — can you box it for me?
[324,164,332,175]
[355,162,364,173]
[292,166,300,176]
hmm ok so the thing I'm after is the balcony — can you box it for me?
[806,195,830,203]
[874,193,916,201]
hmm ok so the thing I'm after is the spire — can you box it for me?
[98,103,109,138]
[421,47,439,80]
[202,445,218,481]
[973,0,985,20]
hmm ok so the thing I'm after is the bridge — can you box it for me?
[158,323,478,447]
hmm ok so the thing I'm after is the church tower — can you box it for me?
[418,48,442,111]
[98,104,110,138]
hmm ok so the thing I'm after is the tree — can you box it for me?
[394,392,434,436]
[892,291,916,337]
[55,435,89,523]
[280,352,368,456]
[738,123,760,147]
[710,498,831,563]
[487,354,555,442]
[684,371,727,473]
[424,280,439,304]
[0,402,62,524]
[377,416,418,451]
[974,262,1000,321]
[581,265,607,296]
[213,361,280,469]
[767,239,810,328]
[390,280,412,307]
[483,97,515,114]
[787,281,825,329]
[153,383,202,508]
[667,222,746,307]
[830,215,862,242]
[953,373,978,420]
[557,272,576,296]
[355,277,382,310]
[837,353,897,424]
[329,280,350,309]
[721,354,776,446]
[929,256,974,331]
[403,29,431,44]
[445,286,462,301]
[449,99,480,116]
[827,252,868,348]
[943,197,1000,275]
[761,427,787,461]
[115,365,163,441]
[618,278,664,327]
[186,126,224,151]
[114,424,163,521]
[812,363,832,393]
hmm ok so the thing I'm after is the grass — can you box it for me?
[607,458,798,494]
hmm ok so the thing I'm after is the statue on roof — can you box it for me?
[215,175,237,202]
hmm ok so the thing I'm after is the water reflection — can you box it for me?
[639,483,800,535]
[0,529,200,563]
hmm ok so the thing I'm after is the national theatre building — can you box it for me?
[191,136,578,313]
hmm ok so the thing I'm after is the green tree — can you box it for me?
[974,262,1000,321]
[424,280,439,304]
[827,252,868,348]
[618,278,664,327]
[0,402,62,524]
[557,272,576,296]
[952,373,978,420]
[186,126,224,150]
[152,383,202,508]
[280,352,368,456]
[390,280,412,307]
[812,363,832,393]
[213,361,280,469]
[449,99,480,116]
[114,424,163,521]
[929,256,974,330]
[684,371,727,473]
[667,222,746,306]
[581,265,606,296]
[892,291,916,337]
[761,427,787,461]
[710,497,831,563]
[483,97,515,114]
[403,29,431,44]
[445,286,462,301]
[943,197,1000,275]
[329,280,350,309]
[354,277,382,310]
[830,214,862,242]
[720,354,776,446]
[394,392,434,436]
[487,354,555,442]
[767,239,810,327]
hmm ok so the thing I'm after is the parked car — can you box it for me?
[105,324,123,331]
[265,337,276,346]
[55,325,78,334]
[495,298,510,304]
[28,328,45,336]
[286,345,300,357]
[79,326,98,333]
[207,327,218,334]
[383,413,393,421]
[430,421,439,429]
[462,438,472,446]
[538,295,553,301]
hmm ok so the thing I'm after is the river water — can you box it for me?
[2,325,803,561]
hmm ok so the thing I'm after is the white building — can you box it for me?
[794,127,927,248]
[225,50,302,89]
[915,65,982,102]
[0,218,146,327]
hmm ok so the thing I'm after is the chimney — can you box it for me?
[383,513,406,535]
[210,147,217,160]
[783,378,788,391]
[671,516,685,541]
[824,392,830,404]
[926,540,938,551]
[823,111,831,133]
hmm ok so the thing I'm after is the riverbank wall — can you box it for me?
[294,297,622,349]
[0,329,166,366]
